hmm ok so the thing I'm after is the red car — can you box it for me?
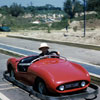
[6,52,90,95]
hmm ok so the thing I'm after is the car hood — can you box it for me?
[34,58,90,85]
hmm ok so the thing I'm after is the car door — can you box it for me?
[15,56,38,85]
[17,64,37,85]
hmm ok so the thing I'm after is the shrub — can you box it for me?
[73,26,77,32]
[51,20,69,30]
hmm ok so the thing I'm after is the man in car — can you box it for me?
[38,42,50,56]
[38,42,60,57]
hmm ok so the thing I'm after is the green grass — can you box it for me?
[91,75,100,86]
[0,15,35,31]
[0,49,24,57]
[51,21,68,30]
[0,14,69,31]
[1,11,100,31]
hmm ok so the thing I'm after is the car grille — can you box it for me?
[65,82,80,90]
[57,80,89,91]
[64,81,88,90]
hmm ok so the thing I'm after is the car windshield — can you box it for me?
[20,55,67,64]
[20,56,39,63]
[30,55,67,63]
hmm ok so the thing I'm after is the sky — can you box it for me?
[0,0,66,8]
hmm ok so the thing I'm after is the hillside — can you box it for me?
[0,14,100,46]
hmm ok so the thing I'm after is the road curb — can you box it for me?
[7,34,100,51]
[0,48,24,57]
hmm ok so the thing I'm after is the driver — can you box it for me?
[38,43,60,57]
[38,43,50,57]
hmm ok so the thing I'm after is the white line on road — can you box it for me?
[0,87,18,91]
[0,42,40,53]
[90,73,100,78]
[68,57,100,68]
[0,83,12,86]
[0,92,10,100]
[0,48,27,57]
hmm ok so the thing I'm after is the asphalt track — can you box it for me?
[0,43,100,77]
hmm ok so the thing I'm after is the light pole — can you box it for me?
[83,0,86,37]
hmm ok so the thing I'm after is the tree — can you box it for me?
[64,0,74,19]
[74,0,83,16]
[27,6,36,15]
[9,3,24,17]
[87,0,100,12]
[26,2,36,15]
[0,5,10,15]
[64,0,83,19]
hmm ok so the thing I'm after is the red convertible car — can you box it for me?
[6,52,90,95]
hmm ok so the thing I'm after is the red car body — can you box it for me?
[7,55,90,94]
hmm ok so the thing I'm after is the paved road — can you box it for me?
[0,37,100,66]
[0,53,99,100]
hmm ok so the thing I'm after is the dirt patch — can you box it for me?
[1,28,100,46]
[86,19,100,29]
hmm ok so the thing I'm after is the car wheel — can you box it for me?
[35,79,48,95]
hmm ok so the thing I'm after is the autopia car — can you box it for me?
[6,51,90,95]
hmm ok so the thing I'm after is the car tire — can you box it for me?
[34,79,48,95]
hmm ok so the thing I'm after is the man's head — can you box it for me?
[39,43,49,52]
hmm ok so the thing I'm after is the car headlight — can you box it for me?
[81,81,86,87]
[59,85,65,91]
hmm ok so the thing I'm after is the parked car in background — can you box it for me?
[0,26,10,32]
